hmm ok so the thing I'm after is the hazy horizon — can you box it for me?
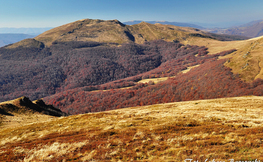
[0,18,261,33]
[0,0,262,29]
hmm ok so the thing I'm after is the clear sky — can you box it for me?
[0,0,262,28]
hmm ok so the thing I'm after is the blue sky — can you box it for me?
[0,0,262,28]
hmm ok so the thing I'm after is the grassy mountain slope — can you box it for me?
[29,19,247,48]
[1,96,263,161]
[180,33,257,54]
[182,33,263,82]
[222,36,263,82]
[34,19,133,46]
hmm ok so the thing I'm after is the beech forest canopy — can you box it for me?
[0,40,207,102]
[2,39,263,115]
[44,54,263,115]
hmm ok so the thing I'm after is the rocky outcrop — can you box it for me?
[0,96,67,117]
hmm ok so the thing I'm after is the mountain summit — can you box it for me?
[34,18,204,46]
[26,18,245,47]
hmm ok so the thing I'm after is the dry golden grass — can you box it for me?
[1,96,263,161]
[137,77,169,84]
[182,35,261,55]
[185,34,263,82]
[32,18,221,48]
[137,65,200,84]
[222,36,263,81]
[180,64,200,74]
[0,113,55,130]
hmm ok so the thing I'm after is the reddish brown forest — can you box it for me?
[2,39,260,115]
[0,40,205,101]
[43,50,263,115]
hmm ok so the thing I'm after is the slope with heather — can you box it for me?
[1,96,263,161]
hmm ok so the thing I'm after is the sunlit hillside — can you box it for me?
[1,96,263,161]
[184,34,263,82]
[31,19,246,47]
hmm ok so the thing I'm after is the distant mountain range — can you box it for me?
[0,33,36,47]
[205,19,263,38]
[125,19,263,38]
[0,28,52,47]
[0,27,52,35]
[2,19,263,47]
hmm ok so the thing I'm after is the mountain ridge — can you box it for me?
[124,20,205,29]
[29,18,247,48]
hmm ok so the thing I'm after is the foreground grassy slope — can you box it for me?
[1,96,263,161]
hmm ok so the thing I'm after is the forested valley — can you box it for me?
[2,39,263,115]
[0,40,209,102]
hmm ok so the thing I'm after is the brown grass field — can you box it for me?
[1,96,263,161]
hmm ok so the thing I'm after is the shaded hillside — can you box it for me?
[1,96,263,161]
[206,19,263,38]
[0,40,210,102]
